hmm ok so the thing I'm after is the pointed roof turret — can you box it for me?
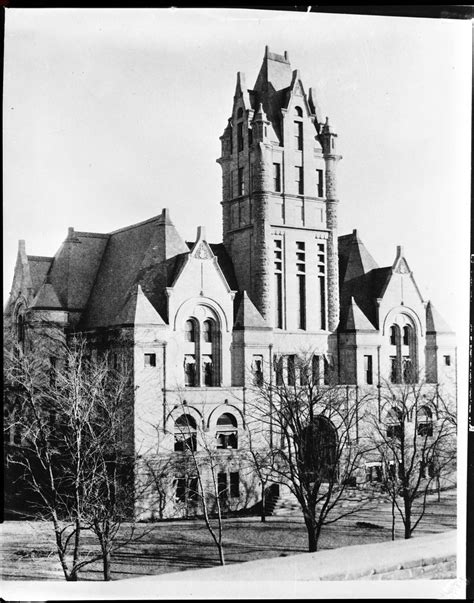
[338,229,379,286]
[342,296,377,332]
[234,291,268,330]
[113,284,166,326]
[31,282,62,309]
[426,301,454,334]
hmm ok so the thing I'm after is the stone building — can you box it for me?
[4,47,457,519]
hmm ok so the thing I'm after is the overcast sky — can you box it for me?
[3,8,471,349]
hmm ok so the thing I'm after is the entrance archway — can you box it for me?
[300,416,337,482]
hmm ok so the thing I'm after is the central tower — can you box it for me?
[217,47,341,333]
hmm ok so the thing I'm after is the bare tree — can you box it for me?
[365,378,456,539]
[4,332,148,580]
[171,403,227,565]
[249,353,373,552]
[241,428,277,522]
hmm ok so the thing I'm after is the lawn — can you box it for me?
[0,490,456,581]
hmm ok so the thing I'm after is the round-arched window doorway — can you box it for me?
[299,416,337,482]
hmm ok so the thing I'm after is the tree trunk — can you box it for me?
[103,550,112,581]
[403,496,411,539]
[261,484,266,523]
[218,543,225,566]
[304,514,318,552]
[391,496,395,541]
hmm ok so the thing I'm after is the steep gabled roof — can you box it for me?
[233,291,269,330]
[27,256,53,291]
[80,209,189,329]
[45,230,110,310]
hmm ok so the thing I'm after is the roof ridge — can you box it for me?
[74,231,110,239]
[27,255,54,261]
[109,214,163,235]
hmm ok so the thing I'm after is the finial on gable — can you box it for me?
[196,225,206,242]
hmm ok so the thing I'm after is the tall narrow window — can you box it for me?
[202,355,213,386]
[203,320,213,343]
[253,355,264,386]
[274,239,283,328]
[316,169,324,197]
[295,166,304,194]
[275,356,284,386]
[287,355,296,386]
[323,357,330,385]
[312,355,320,384]
[296,242,306,330]
[273,163,281,192]
[317,243,326,330]
[402,325,410,346]
[294,107,303,150]
[238,167,244,196]
[364,355,373,385]
[237,122,244,152]
[248,127,253,146]
[185,320,196,342]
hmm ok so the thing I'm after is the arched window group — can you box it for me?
[388,319,417,384]
[183,315,220,387]
[173,411,239,452]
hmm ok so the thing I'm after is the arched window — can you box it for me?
[386,406,403,439]
[417,405,433,437]
[185,319,196,342]
[389,325,399,346]
[203,319,213,343]
[174,414,197,452]
[237,107,243,118]
[216,412,238,449]
[294,106,303,117]
[402,325,410,346]
[299,416,337,482]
